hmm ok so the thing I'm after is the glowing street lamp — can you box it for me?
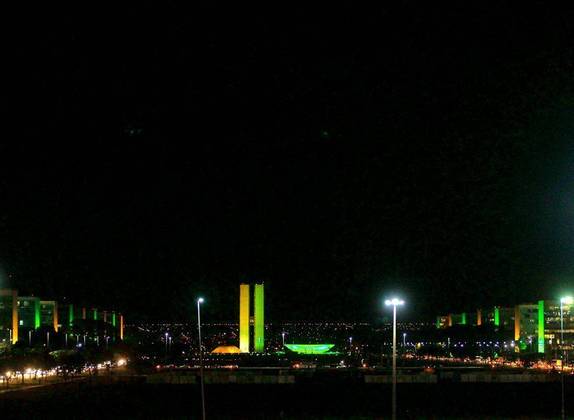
[196,297,206,420]
[560,295,573,420]
[385,297,405,420]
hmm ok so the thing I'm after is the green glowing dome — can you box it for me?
[284,344,335,354]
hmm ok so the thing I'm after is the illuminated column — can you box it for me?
[254,284,265,352]
[494,307,500,327]
[34,299,41,329]
[514,306,521,341]
[103,311,108,323]
[112,311,117,327]
[53,302,59,332]
[447,314,452,327]
[11,290,18,344]
[436,316,441,329]
[461,312,467,325]
[93,308,98,321]
[477,309,482,326]
[82,307,86,319]
[119,314,124,340]
[537,300,545,353]
[69,304,74,327]
[239,284,250,353]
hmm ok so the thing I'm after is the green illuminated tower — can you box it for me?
[34,299,41,329]
[239,284,250,353]
[254,284,264,352]
[494,307,500,327]
[537,300,545,353]
[461,312,467,325]
[68,304,74,327]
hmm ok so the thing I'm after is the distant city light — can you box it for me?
[560,296,573,305]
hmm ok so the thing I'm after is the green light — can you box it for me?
[112,312,116,327]
[69,304,74,327]
[284,344,335,354]
[34,299,41,329]
[538,300,545,353]
[436,316,441,329]
[494,307,500,327]
[93,309,97,321]
[461,312,467,325]
[254,284,264,352]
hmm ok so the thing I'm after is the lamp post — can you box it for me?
[281,331,286,347]
[403,332,407,348]
[385,297,405,420]
[197,297,206,420]
[560,296,573,420]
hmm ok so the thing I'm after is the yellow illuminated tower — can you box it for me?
[239,284,250,353]
[119,314,124,340]
[53,301,59,332]
[514,305,521,341]
[477,309,482,326]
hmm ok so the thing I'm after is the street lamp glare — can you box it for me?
[385,298,405,306]
[197,297,205,304]
[560,296,573,305]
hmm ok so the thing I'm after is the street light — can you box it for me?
[385,297,405,420]
[197,297,206,420]
[560,295,573,420]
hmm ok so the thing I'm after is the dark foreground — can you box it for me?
[0,377,572,419]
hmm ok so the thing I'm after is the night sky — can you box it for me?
[2,4,573,321]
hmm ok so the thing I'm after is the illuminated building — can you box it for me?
[239,284,250,353]
[0,289,18,344]
[254,284,264,352]
[449,313,466,326]
[40,301,59,332]
[211,345,241,354]
[436,316,449,329]
[17,296,41,330]
[436,299,574,356]
[119,314,124,340]
[238,283,265,353]
[513,304,538,347]
[284,344,336,355]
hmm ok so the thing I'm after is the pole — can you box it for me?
[29,330,32,346]
[392,304,397,420]
[197,300,206,420]
[560,301,565,420]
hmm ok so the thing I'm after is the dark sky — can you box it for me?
[1,4,573,321]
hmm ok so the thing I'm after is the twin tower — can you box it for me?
[239,283,264,353]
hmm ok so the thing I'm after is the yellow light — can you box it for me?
[117,358,127,366]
